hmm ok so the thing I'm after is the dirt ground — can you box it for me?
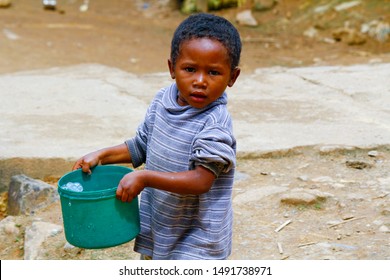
[1,0,390,260]
[1,147,390,260]
[1,0,390,75]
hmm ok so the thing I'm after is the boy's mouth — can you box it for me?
[190,92,207,102]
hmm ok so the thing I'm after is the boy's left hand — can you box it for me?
[116,171,145,202]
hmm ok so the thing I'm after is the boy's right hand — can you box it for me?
[72,151,101,174]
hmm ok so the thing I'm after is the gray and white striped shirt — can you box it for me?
[126,83,236,259]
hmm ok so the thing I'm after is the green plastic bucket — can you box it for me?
[57,165,140,249]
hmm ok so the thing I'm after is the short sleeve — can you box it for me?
[190,124,236,174]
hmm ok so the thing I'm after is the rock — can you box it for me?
[368,150,379,157]
[0,0,11,8]
[63,242,83,257]
[342,213,355,220]
[332,27,366,45]
[24,221,63,260]
[323,37,336,44]
[281,192,317,205]
[303,27,319,39]
[361,20,390,43]
[236,10,258,27]
[42,0,56,10]
[297,175,309,182]
[0,216,20,240]
[345,160,372,170]
[280,188,332,205]
[7,174,59,216]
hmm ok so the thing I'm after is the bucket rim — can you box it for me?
[57,165,132,199]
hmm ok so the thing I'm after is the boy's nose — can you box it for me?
[193,72,206,87]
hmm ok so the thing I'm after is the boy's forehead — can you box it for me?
[178,38,231,64]
[180,37,225,50]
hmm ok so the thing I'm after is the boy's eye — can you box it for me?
[185,67,196,73]
[209,70,220,76]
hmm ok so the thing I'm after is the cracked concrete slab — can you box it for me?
[1,63,389,159]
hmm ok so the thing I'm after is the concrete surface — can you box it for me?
[1,63,389,159]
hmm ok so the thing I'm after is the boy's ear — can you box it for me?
[168,59,175,79]
[228,67,241,87]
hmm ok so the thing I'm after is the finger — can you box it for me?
[72,161,82,171]
[81,163,92,174]
[121,192,129,202]
[116,185,123,200]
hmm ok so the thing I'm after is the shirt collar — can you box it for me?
[162,83,227,113]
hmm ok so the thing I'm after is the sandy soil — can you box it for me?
[0,0,389,260]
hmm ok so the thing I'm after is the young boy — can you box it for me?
[72,13,241,260]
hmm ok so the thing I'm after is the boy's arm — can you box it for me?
[116,165,216,202]
[72,143,131,174]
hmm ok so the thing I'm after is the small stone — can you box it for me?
[297,175,309,181]
[0,216,20,235]
[3,222,19,235]
[332,27,366,45]
[342,214,355,220]
[368,150,379,157]
[0,0,11,8]
[378,225,390,233]
[281,188,332,206]
[63,242,83,257]
[303,27,319,38]
[236,10,258,27]
[280,192,317,205]
[345,160,372,170]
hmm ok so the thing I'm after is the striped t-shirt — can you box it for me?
[125,83,236,260]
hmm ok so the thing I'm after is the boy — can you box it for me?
[72,13,241,259]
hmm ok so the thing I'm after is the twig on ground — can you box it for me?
[298,242,317,247]
[328,216,366,228]
[277,242,284,254]
[274,219,292,232]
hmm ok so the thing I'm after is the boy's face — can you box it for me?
[168,38,240,109]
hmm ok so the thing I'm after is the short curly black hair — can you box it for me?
[170,13,242,71]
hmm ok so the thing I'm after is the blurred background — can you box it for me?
[1,0,389,74]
